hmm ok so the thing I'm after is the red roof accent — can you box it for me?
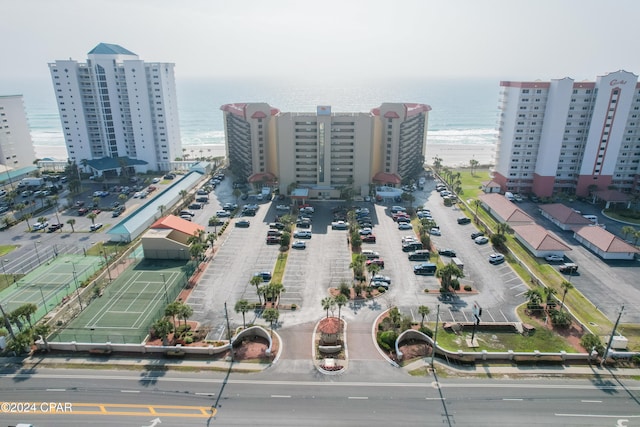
[405,103,432,117]
[371,108,380,116]
[248,172,276,183]
[318,317,341,334]
[270,108,280,116]
[151,215,205,236]
[539,204,592,225]
[384,111,400,118]
[593,189,629,202]
[220,103,248,119]
[372,172,402,185]
[574,225,639,254]
[251,111,267,119]
[511,224,572,252]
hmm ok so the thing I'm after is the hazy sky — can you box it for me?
[3,0,640,83]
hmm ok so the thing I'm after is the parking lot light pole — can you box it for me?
[431,304,440,371]
[72,269,83,311]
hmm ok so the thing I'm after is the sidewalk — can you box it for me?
[403,357,640,378]
[4,353,640,379]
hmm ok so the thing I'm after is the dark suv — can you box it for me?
[457,217,471,225]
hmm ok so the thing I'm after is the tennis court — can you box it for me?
[0,254,103,323]
[53,259,188,344]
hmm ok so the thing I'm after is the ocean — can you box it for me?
[2,77,499,162]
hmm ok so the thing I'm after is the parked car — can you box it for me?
[78,207,88,215]
[474,236,489,245]
[371,274,391,284]
[414,262,437,275]
[471,231,485,239]
[408,250,431,261]
[370,280,389,290]
[398,223,413,230]
[292,240,307,249]
[266,236,281,245]
[438,248,456,257]
[47,223,63,232]
[235,219,251,228]
[276,204,289,210]
[32,221,49,231]
[180,210,195,217]
[215,210,231,217]
[429,227,441,236]
[223,203,238,211]
[188,202,203,210]
[361,250,380,259]
[362,234,377,243]
[331,221,349,230]
[89,223,103,232]
[488,253,505,264]
[269,222,285,230]
[359,227,373,235]
[253,271,272,282]
[545,254,564,262]
[559,263,579,274]
[366,259,385,268]
[457,217,471,225]
[293,230,312,239]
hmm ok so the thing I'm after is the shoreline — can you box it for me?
[34,143,495,168]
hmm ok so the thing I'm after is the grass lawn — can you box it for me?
[432,322,578,353]
[272,252,288,283]
[0,245,18,257]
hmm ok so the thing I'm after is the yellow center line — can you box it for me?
[19,403,216,418]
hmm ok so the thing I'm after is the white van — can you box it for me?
[583,214,598,224]
[505,192,515,201]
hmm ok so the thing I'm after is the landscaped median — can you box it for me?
[312,315,348,374]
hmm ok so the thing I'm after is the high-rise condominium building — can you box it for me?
[494,70,640,197]
[48,43,181,174]
[0,95,37,170]
[221,103,430,197]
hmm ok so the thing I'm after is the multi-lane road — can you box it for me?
[0,366,638,426]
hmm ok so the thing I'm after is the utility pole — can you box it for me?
[431,304,440,371]
[601,305,624,368]
[470,302,482,345]
[224,302,233,362]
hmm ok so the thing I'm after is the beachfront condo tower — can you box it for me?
[48,43,181,174]
[494,70,640,198]
[220,103,430,198]
[0,95,37,171]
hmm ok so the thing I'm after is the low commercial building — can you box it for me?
[573,225,639,260]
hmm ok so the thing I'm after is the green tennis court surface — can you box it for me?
[52,259,189,344]
[0,254,103,323]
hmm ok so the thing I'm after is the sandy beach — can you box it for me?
[35,143,494,168]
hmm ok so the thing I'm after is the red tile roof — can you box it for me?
[318,317,341,334]
[151,215,204,236]
[511,224,572,252]
[478,193,534,224]
[573,226,639,254]
[539,204,592,225]
[372,172,402,185]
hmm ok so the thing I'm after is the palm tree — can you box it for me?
[496,222,511,236]
[472,199,482,222]
[164,301,182,334]
[469,158,479,175]
[206,232,216,248]
[269,283,286,305]
[179,189,189,205]
[262,308,279,336]
[33,323,51,350]
[23,212,33,231]
[366,262,381,283]
[17,303,38,328]
[209,215,220,234]
[621,226,636,240]
[234,299,251,329]
[321,296,335,318]
[86,212,97,225]
[436,263,464,292]
[118,193,128,207]
[560,280,574,311]
[178,303,193,328]
[543,287,557,310]
[335,294,348,319]
[92,196,101,208]
[189,243,205,261]
[66,218,76,232]
[158,204,166,217]
[418,305,430,327]
[37,216,48,228]
[152,318,173,346]
[525,289,543,310]
[432,156,443,173]
[250,275,263,305]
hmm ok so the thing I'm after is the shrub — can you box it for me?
[377,286,386,293]
[290,304,297,310]
[464,285,472,292]
[339,282,351,298]
[418,326,433,337]
[580,333,604,354]
[184,336,193,344]
[377,330,398,352]
[548,309,571,328]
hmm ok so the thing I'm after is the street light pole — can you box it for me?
[161,274,169,304]
[101,249,112,282]
[39,286,48,313]
[431,304,440,371]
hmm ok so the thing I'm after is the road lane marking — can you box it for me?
[121,390,140,393]
[581,400,602,403]
[271,395,291,398]
[503,398,523,401]
[556,414,640,418]
[46,388,66,391]
[348,396,368,400]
